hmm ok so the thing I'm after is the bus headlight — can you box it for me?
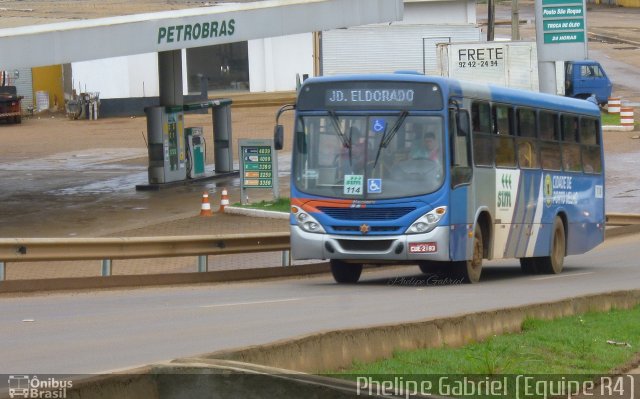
[406,206,447,234]
[292,205,326,234]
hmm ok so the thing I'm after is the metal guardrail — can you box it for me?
[0,232,290,281]
[605,213,640,226]
[1,214,639,283]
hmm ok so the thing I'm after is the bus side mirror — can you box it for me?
[273,103,295,151]
[274,125,284,150]
[457,111,470,137]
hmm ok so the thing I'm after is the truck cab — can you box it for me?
[0,86,22,124]
[565,60,612,105]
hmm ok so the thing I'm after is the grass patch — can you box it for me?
[232,197,290,213]
[332,306,640,397]
[601,111,621,126]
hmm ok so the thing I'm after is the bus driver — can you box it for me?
[411,131,440,162]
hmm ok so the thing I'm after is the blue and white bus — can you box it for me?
[274,73,605,284]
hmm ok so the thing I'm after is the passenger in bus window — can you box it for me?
[411,131,440,162]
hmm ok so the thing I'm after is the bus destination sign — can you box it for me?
[326,88,415,107]
[297,81,443,111]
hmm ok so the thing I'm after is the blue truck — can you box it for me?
[564,60,613,105]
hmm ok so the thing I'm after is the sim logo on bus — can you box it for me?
[409,242,438,254]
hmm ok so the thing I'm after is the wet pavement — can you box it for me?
[604,151,640,212]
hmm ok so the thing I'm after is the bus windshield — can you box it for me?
[292,114,444,199]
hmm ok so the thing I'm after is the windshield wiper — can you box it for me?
[328,111,356,168]
[373,110,409,169]
[328,111,350,149]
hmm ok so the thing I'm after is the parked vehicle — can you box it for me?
[0,86,22,124]
[564,60,613,105]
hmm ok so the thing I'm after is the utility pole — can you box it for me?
[512,0,520,40]
[487,0,495,41]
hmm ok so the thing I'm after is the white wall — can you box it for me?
[403,1,476,24]
[248,33,314,92]
[72,53,159,99]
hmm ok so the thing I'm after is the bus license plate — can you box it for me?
[409,242,437,253]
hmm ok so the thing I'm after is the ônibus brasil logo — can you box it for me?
[8,375,72,398]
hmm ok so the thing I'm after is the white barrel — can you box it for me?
[620,107,634,127]
[35,91,49,112]
[607,97,621,114]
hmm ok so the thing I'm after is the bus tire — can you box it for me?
[538,217,565,274]
[418,261,445,274]
[519,257,539,274]
[330,260,362,284]
[455,224,483,283]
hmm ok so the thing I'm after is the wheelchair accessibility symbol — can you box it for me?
[368,178,382,193]
[372,119,386,133]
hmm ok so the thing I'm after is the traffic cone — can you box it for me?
[218,188,229,213]
[200,192,213,217]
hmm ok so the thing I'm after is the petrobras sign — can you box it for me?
[157,19,236,44]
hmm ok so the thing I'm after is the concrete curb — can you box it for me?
[31,360,435,399]
[603,125,635,132]
[224,205,289,219]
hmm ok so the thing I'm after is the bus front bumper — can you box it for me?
[290,225,450,262]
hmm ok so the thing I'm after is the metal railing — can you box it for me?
[605,213,640,226]
[0,232,290,281]
[1,214,639,283]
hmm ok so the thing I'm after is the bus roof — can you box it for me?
[301,73,601,117]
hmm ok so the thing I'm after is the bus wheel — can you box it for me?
[330,260,363,284]
[538,217,565,274]
[418,261,444,274]
[519,257,539,274]
[455,225,483,283]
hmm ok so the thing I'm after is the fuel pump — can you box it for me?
[145,105,187,184]
[141,100,234,187]
[185,127,206,179]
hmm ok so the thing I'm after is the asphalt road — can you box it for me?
[1,233,638,375]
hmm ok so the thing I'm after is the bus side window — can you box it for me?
[582,146,602,174]
[471,101,493,166]
[539,111,562,171]
[580,117,602,174]
[539,111,558,141]
[516,108,539,169]
[561,115,582,172]
[492,104,513,135]
[495,136,516,167]
[493,104,516,167]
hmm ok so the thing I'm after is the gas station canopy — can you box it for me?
[0,0,403,69]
